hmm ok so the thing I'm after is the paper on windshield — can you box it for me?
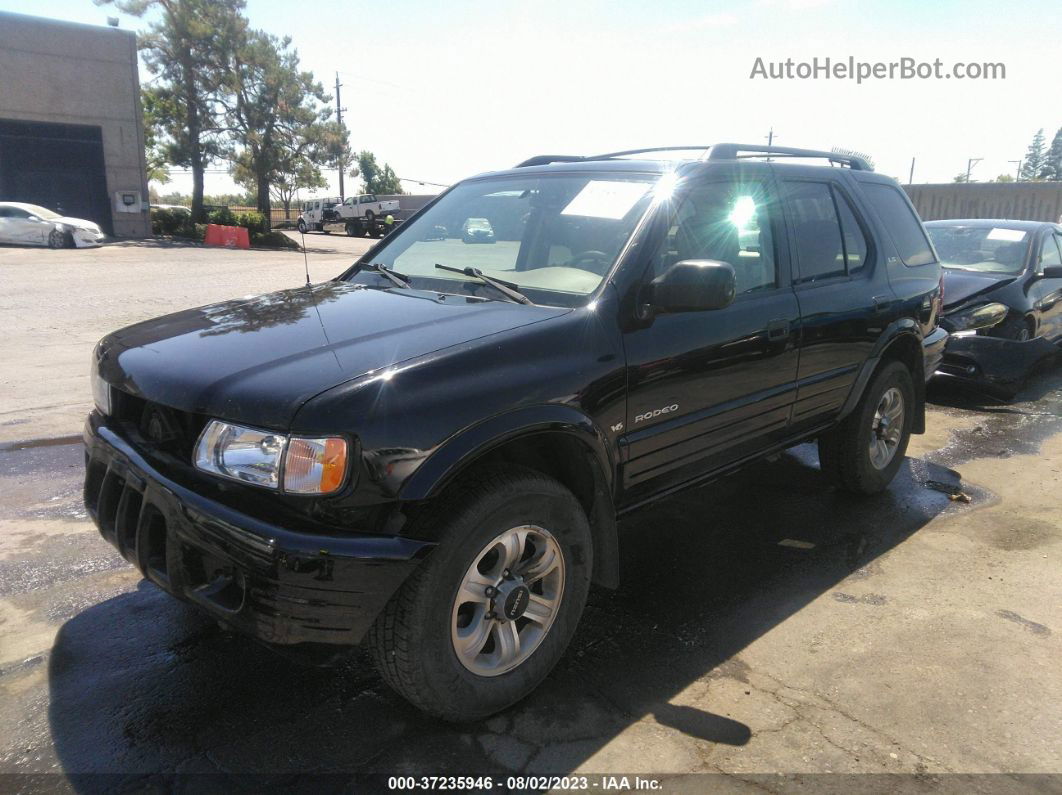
[561,181,650,220]
[986,228,1027,242]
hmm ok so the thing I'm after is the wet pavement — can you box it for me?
[1,365,1060,787]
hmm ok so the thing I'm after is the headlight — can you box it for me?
[194,420,348,494]
[945,302,1008,332]
[91,370,111,415]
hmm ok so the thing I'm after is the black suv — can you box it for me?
[85,144,945,720]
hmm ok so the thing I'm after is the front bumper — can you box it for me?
[935,334,1058,389]
[83,413,431,646]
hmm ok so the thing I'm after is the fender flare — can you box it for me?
[838,321,927,433]
[398,404,622,589]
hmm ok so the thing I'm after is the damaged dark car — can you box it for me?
[926,219,1062,394]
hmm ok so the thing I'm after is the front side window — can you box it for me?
[649,178,777,295]
[862,183,936,267]
[353,173,659,307]
[926,225,1030,275]
[1041,232,1062,269]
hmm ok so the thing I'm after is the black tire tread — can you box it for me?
[368,465,584,721]
[818,361,914,495]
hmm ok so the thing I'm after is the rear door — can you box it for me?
[780,176,884,431]
[621,168,801,499]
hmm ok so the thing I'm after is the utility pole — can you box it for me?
[1008,159,1022,182]
[765,128,776,162]
[335,72,346,200]
[966,157,983,183]
[908,157,916,185]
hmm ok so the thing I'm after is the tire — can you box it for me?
[346,222,358,237]
[48,228,66,249]
[817,361,915,495]
[365,210,375,221]
[369,465,592,721]
[297,220,306,234]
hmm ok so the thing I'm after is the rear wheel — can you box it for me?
[365,210,375,222]
[818,361,915,495]
[369,466,592,721]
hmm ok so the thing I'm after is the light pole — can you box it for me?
[1008,159,1022,182]
[966,157,983,183]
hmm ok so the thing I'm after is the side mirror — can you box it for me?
[644,259,736,315]
[1041,265,1062,279]
[26,215,40,222]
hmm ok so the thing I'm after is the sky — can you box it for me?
[2,0,1060,198]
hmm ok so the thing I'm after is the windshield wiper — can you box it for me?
[434,263,533,305]
[357,262,411,289]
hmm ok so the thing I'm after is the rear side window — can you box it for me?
[782,181,846,283]
[862,183,936,267]
[835,190,870,273]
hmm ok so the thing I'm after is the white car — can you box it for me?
[0,202,106,248]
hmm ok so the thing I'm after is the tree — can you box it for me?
[993,174,1015,183]
[97,0,246,221]
[350,150,404,195]
[1020,129,1047,181]
[140,88,171,184]
[222,30,343,227]
[953,172,970,183]
[232,147,327,219]
[1044,128,1062,181]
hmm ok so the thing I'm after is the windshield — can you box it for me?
[927,224,1030,275]
[19,204,61,220]
[348,173,659,307]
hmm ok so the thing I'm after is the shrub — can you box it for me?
[207,206,237,227]
[235,210,267,235]
[150,207,189,236]
[251,230,299,250]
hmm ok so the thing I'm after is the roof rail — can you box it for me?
[515,146,715,168]
[707,143,873,171]
[514,155,586,168]
[515,144,874,171]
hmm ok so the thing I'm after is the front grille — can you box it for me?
[111,391,208,460]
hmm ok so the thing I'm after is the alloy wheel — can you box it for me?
[450,525,565,677]
[868,386,905,469]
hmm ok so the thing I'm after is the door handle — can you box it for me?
[767,319,790,340]
[872,295,893,313]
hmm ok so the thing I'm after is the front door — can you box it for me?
[1031,230,1062,341]
[621,170,800,501]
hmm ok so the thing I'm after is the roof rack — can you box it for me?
[707,143,873,171]
[515,146,714,169]
[515,144,874,171]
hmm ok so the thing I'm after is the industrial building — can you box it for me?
[0,11,150,237]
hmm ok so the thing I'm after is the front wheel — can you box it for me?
[369,466,592,721]
[48,228,66,248]
[818,360,915,495]
[297,219,307,234]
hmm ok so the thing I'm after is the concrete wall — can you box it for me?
[904,183,1062,224]
[0,12,150,237]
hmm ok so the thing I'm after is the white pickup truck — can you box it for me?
[337,194,400,221]
[297,197,342,233]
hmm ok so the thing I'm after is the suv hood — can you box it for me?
[942,269,1017,310]
[98,281,567,428]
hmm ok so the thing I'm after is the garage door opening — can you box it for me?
[0,119,114,235]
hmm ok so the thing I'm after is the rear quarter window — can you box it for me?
[862,183,937,267]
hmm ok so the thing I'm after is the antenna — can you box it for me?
[300,228,310,286]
